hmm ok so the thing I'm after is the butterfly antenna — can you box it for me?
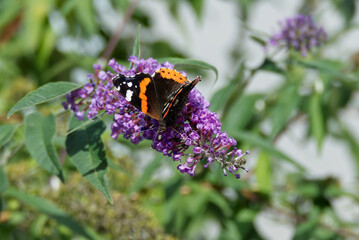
[169,126,181,135]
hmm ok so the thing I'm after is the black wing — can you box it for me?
[112,72,162,120]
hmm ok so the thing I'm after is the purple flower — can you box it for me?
[63,56,248,178]
[269,14,327,56]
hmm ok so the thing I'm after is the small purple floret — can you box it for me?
[62,56,248,178]
[269,14,327,56]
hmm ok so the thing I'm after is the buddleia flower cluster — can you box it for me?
[62,56,248,178]
[269,14,327,56]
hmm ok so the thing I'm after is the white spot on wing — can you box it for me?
[117,86,121,91]
[127,82,133,87]
[125,90,133,102]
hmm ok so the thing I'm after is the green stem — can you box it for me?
[220,69,257,121]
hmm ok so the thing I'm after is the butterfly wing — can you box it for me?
[152,68,201,126]
[152,68,190,107]
[112,72,162,120]
[162,76,201,126]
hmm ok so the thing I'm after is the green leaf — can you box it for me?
[255,152,272,194]
[0,197,3,213]
[250,35,267,46]
[296,183,319,198]
[210,85,233,112]
[0,167,9,194]
[3,188,101,240]
[220,220,241,240]
[326,83,352,116]
[257,58,284,73]
[65,116,112,203]
[7,82,81,118]
[293,206,320,240]
[157,57,218,82]
[313,227,336,240]
[0,124,18,147]
[187,0,204,19]
[235,209,261,239]
[219,61,249,120]
[309,93,325,149]
[206,190,232,216]
[25,113,63,181]
[130,24,141,62]
[331,0,355,25]
[132,9,150,27]
[31,215,48,238]
[42,58,79,82]
[130,155,162,193]
[236,208,257,222]
[37,26,56,70]
[295,59,337,72]
[231,130,305,171]
[66,111,107,135]
[74,0,97,34]
[341,126,359,174]
[22,0,52,51]
[222,94,262,131]
[294,59,355,82]
[270,84,301,139]
[60,0,78,16]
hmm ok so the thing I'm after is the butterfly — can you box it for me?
[112,68,201,128]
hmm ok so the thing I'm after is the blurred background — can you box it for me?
[1,0,359,239]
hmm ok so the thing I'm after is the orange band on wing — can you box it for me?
[139,77,151,113]
[158,68,190,84]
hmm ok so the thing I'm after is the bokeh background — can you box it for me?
[1,0,359,239]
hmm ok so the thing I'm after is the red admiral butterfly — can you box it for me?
[112,68,201,128]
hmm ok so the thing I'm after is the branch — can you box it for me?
[101,0,139,60]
